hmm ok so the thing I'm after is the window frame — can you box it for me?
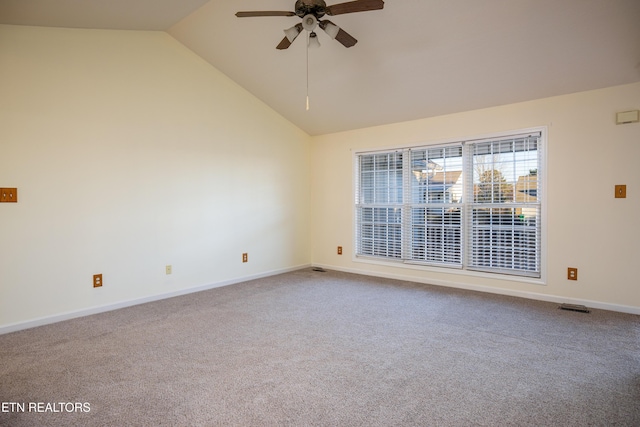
[353,127,547,285]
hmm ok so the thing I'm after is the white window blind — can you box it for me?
[354,130,543,279]
[466,134,541,277]
[408,146,463,267]
[355,152,403,259]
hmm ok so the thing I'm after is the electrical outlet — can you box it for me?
[337,246,343,255]
[93,274,103,288]
[567,268,578,281]
[242,253,248,263]
[166,265,172,275]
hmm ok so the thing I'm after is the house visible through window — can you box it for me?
[355,130,544,279]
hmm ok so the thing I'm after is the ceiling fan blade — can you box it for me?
[320,20,358,48]
[277,24,303,49]
[276,36,293,50]
[325,0,384,16]
[335,27,358,48]
[236,11,296,18]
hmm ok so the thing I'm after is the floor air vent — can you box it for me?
[312,267,326,272]
[559,303,590,313]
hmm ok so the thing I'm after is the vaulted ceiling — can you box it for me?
[2,0,640,135]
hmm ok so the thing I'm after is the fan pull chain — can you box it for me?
[306,32,310,111]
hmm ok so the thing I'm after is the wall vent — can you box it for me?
[616,110,639,124]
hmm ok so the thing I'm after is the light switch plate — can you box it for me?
[615,185,626,199]
[0,188,18,203]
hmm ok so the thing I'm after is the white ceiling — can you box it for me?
[0,0,210,30]
[2,0,640,135]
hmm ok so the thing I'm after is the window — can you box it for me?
[409,146,463,267]
[355,152,403,259]
[355,130,543,279]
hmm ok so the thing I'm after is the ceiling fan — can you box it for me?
[236,0,385,49]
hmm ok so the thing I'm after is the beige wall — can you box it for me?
[0,25,311,330]
[310,83,640,313]
[1,24,638,332]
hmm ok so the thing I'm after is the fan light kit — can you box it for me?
[236,0,385,109]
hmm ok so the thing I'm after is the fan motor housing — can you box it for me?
[295,0,327,18]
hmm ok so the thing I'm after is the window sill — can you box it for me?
[353,255,546,286]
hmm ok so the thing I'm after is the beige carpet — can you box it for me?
[1,268,639,426]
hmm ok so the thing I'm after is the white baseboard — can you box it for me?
[4,262,636,335]
[0,264,311,335]
[313,263,640,316]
